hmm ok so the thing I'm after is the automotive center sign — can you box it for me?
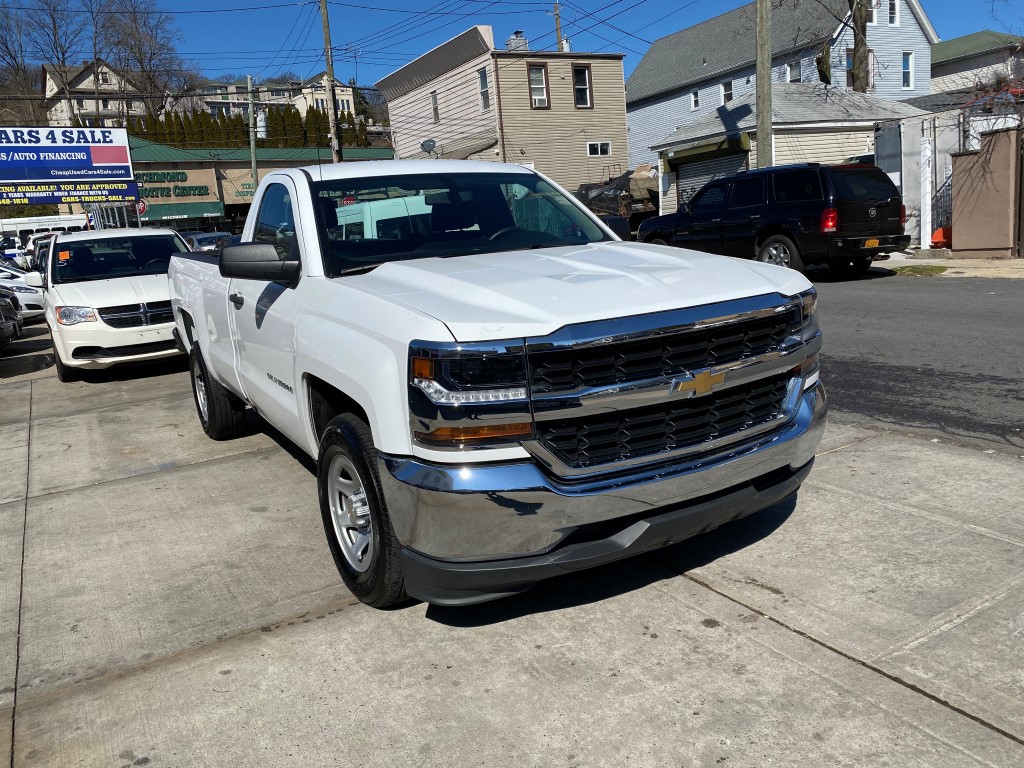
[0,126,138,205]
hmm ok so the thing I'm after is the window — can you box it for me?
[125,100,133,111]
[888,0,898,25]
[572,64,593,108]
[787,61,801,83]
[772,169,824,202]
[690,184,727,212]
[99,71,109,84]
[430,91,439,123]
[902,51,913,89]
[690,90,699,110]
[729,177,765,208]
[721,81,733,104]
[587,141,611,157]
[76,98,84,108]
[846,48,875,88]
[528,64,549,109]
[478,68,490,110]
[101,99,109,110]
[866,0,875,24]
[254,183,300,261]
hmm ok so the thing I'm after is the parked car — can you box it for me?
[22,228,190,381]
[843,153,876,165]
[0,263,45,321]
[638,163,910,276]
[1,235,28,269]
[0,290,24,349]
[185,232,232,252]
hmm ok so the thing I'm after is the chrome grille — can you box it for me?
[537,372,793,469]
[98,300,174,328]
[529,309,799,394]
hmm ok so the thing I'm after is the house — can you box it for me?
[376,26,629,191]
[187,73,355,121]
[42,60,146,127]
[650,82,924,215]
[627,0,938,170]
[930,30,1024,94]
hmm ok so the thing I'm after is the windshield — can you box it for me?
[1,237,17,249]
[311,171,611,277]
[51,234,188,284]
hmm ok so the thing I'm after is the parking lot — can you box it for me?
[2,312,1023,767]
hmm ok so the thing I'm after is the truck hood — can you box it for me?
[50,273,170,309]
[345,242,810,341]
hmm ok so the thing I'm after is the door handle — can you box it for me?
[229,293,244,309]
[711,218,722,223]
[750,214,762,219]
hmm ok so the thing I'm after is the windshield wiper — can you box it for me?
[335,264,382,276]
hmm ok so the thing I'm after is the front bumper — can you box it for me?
[52,321,183,369]
[379,382,827,605]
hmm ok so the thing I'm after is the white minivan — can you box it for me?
[24,228,189,381]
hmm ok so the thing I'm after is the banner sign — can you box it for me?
[0,181,139,206]
[0,127,134,183]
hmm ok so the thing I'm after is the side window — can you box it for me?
[729,177,765,208]
[690,183,727,213]
[254,183,300,260]
[772,170,824,203]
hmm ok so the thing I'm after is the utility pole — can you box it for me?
[554,2,564,52]
[319,0,342,163]
[248,74,258,186]
[755,0,773,168]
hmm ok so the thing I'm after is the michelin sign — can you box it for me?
[0,126,138,205]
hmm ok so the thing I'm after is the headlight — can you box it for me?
[798,288,818,342]
[10,285,37,294]
[409,341,533,449]
[55,306,97,325]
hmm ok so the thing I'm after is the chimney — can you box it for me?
[505,30,529,52]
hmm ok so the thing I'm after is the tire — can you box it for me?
[318,415,406,609]
[647,237,668,246]
[190,349,246,440]
[51,339,79,382]
[757,235,804,272]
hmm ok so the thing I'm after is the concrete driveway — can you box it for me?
[2,330,1023,767]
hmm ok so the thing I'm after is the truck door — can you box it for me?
[227,179,306,446]
[720,176,766,258]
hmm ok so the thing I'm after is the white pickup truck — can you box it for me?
[169,160,826,608]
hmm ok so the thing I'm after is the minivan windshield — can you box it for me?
[311,171,611,277]
[829,167,898,201]
[51,234,188,284]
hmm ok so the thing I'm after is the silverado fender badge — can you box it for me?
[669,369,726,398]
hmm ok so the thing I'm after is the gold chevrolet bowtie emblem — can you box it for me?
[669,370,726,398]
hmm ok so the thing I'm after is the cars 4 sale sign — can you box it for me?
[0,127,135,183]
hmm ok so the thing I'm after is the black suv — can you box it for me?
[637,163,910,275]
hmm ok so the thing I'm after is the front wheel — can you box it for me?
[318,415,406,609]
[757,235,803,272]
[646,237,668,246]
[51,339,79,382]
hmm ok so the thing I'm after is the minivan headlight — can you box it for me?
[55,306,96,325]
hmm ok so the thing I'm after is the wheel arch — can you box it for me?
[306,374,371,447]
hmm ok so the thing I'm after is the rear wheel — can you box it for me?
[757,235,803,272]
[51,340,79,383]
[318,414,406,609]
[190,349,246,440]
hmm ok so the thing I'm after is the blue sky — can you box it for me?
[170,0,1023,85]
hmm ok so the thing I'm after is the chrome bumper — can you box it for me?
[378,383,827,603]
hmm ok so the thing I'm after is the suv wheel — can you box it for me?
[757,235,803,272]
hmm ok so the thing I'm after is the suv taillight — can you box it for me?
[900,205,906,226]
[820,208,838,233]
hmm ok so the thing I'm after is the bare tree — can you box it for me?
[24,0,83,123]
[0,4,46,124]
[107,0,201,115]
[79,0,117,123]
[772,0,872,92]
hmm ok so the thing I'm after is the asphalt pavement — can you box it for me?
[2,275,1023,767]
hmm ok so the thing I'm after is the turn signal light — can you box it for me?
[415,422,533,446]
[820,208,838,233]
[900,205,907,226]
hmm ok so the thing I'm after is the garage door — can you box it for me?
[675,153,749,206]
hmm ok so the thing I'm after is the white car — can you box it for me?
[1,235,28,269]
[0,263,45,320]
[24,228,190,381]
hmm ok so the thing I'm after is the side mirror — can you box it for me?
[23,271,44,288]
[219,242,300,286]
[600,215,632,241]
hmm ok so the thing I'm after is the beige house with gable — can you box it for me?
[376,26,629,192]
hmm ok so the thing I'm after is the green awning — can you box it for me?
[140,201,225,222]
